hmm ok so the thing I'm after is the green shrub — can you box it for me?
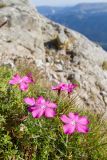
[0,66,107,160]
[0,3,7,8]
[102,61,107,70]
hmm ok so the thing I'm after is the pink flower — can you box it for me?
[9,73,33,91]
[24,96,57,118]
[60,112,89,135]
[52,83,67,91]
[66,84,77,93]
[52,83,77,94]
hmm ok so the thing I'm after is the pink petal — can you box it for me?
[60,84,68,91]
[67,84,77,93]
[9,80,16,85]
[76,124,89,133]
[24,97,36,106]
[68,112,79,121]
[51,86,59,90]
[63,124,75,135]
[21,75,33,84]
[9,74,21,85]
[78,116,89,125]
[68,84,77,89]
[72,84,78,88]
[60,115,71,123]
[46,101,57,108]
[35,96,45,105]
[20,82,28,91]
[28,106,36,112]
[32,108,44,118]
[52,83,66,91]
[67,88,73,93]
[27,73,34,83]
[44,108,56,118]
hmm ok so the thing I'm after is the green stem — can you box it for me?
[66,135,69,147]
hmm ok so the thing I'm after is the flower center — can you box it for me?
[19,79,23,83]
[71,120,76,125]
[41,105,46,109]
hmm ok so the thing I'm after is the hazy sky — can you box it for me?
[31,0,107,6]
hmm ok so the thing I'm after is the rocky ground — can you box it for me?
[0,0,107,117]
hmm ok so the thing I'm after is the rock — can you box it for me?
[57,31,68,45]
[55,64,63,72]
[102,61,107,70]
[0,16,8,27]
[0,0,45,69]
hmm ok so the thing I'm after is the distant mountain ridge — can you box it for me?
[37,3,107,51]
[72,3,107,12]
[37,3,107,15]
